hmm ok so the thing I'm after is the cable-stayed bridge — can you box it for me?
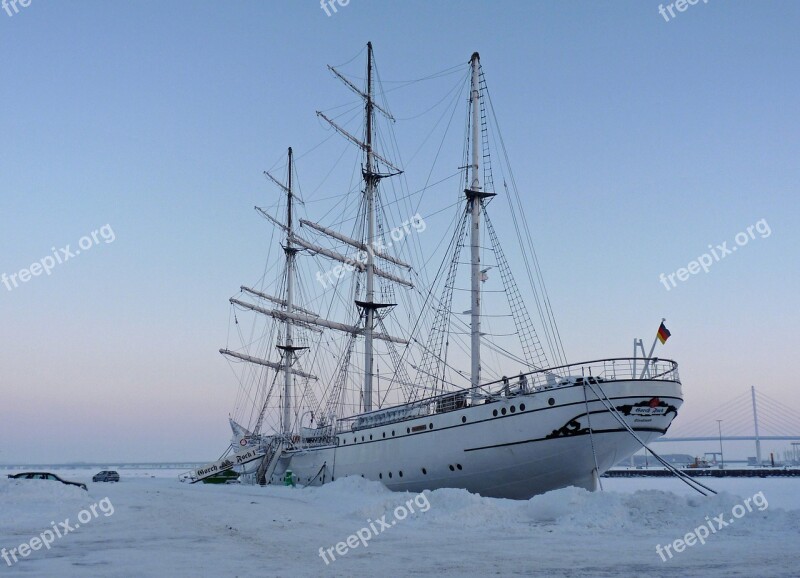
[653,386,800,464]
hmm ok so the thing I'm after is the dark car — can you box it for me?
[7,472,88,491]
[92,470,120,483]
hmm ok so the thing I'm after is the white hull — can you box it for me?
[265,379,682,499]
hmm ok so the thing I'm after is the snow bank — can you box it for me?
[1,474,94,535]
[531,486,799,537]
[2,474,798,577]
[290,476,800,538]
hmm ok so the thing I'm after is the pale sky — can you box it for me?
[1,1,798,463]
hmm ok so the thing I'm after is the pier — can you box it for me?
[605,468,800,478]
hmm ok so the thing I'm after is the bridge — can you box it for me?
[651,386,800,464]
[655,436,800,442]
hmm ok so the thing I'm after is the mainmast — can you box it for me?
[225,45,412,435]
[318,42,403,413]
[287,42,408,415]
[363,42,377,412]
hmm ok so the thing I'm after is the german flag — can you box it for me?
[657,322,671,345]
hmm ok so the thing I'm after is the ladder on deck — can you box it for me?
[256,440,284,486]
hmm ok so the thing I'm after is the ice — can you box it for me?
[1,470,798,577]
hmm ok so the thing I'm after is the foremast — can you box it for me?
[276,148,304,435]
[221,147,313,438]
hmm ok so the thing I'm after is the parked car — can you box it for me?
[92,470,120,483]
[7,472,87,491]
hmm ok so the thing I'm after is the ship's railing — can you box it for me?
[478,356,680,395]
[310,357,679,439]
[331,400,435,436]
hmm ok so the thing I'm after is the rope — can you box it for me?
[582,385,603,492]
[586,381,717,496]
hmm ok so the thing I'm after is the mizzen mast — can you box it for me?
[466,52,493,397]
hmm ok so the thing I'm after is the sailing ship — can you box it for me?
[190,44,683,499]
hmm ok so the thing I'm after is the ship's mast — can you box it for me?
[221,150,323,436]
[363,42,377,413]
[293,42,409,415]
[279,147,300,435]
[468,52,484,397]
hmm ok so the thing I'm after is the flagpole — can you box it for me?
[639,318,665,379]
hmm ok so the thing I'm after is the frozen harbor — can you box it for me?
[2,469,798,577]
[3,2,798,577]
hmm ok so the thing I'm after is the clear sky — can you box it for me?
[1,1,798,463]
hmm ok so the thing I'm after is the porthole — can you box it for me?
[492,409,498,417]
[422,468,427,475]
[501,408,507,415]
[379,473,383,479]
[510,405,516,413]
[520,403,526,411]
[461,416,467,423]
[392,430,395,436]
[388,472,393,479]
[369,434,373,440]
[456,464,463,470]
[353,437,356,443]
[548,398,555,406]
[382,432,386,438]
[449,465,455,471]
[361,436,365,441]
[399,471,403,477]
[429,423,433,430]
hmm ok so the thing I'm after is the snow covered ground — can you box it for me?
[1,468,798,577]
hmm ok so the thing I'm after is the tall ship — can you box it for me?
[188,44,683,499]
